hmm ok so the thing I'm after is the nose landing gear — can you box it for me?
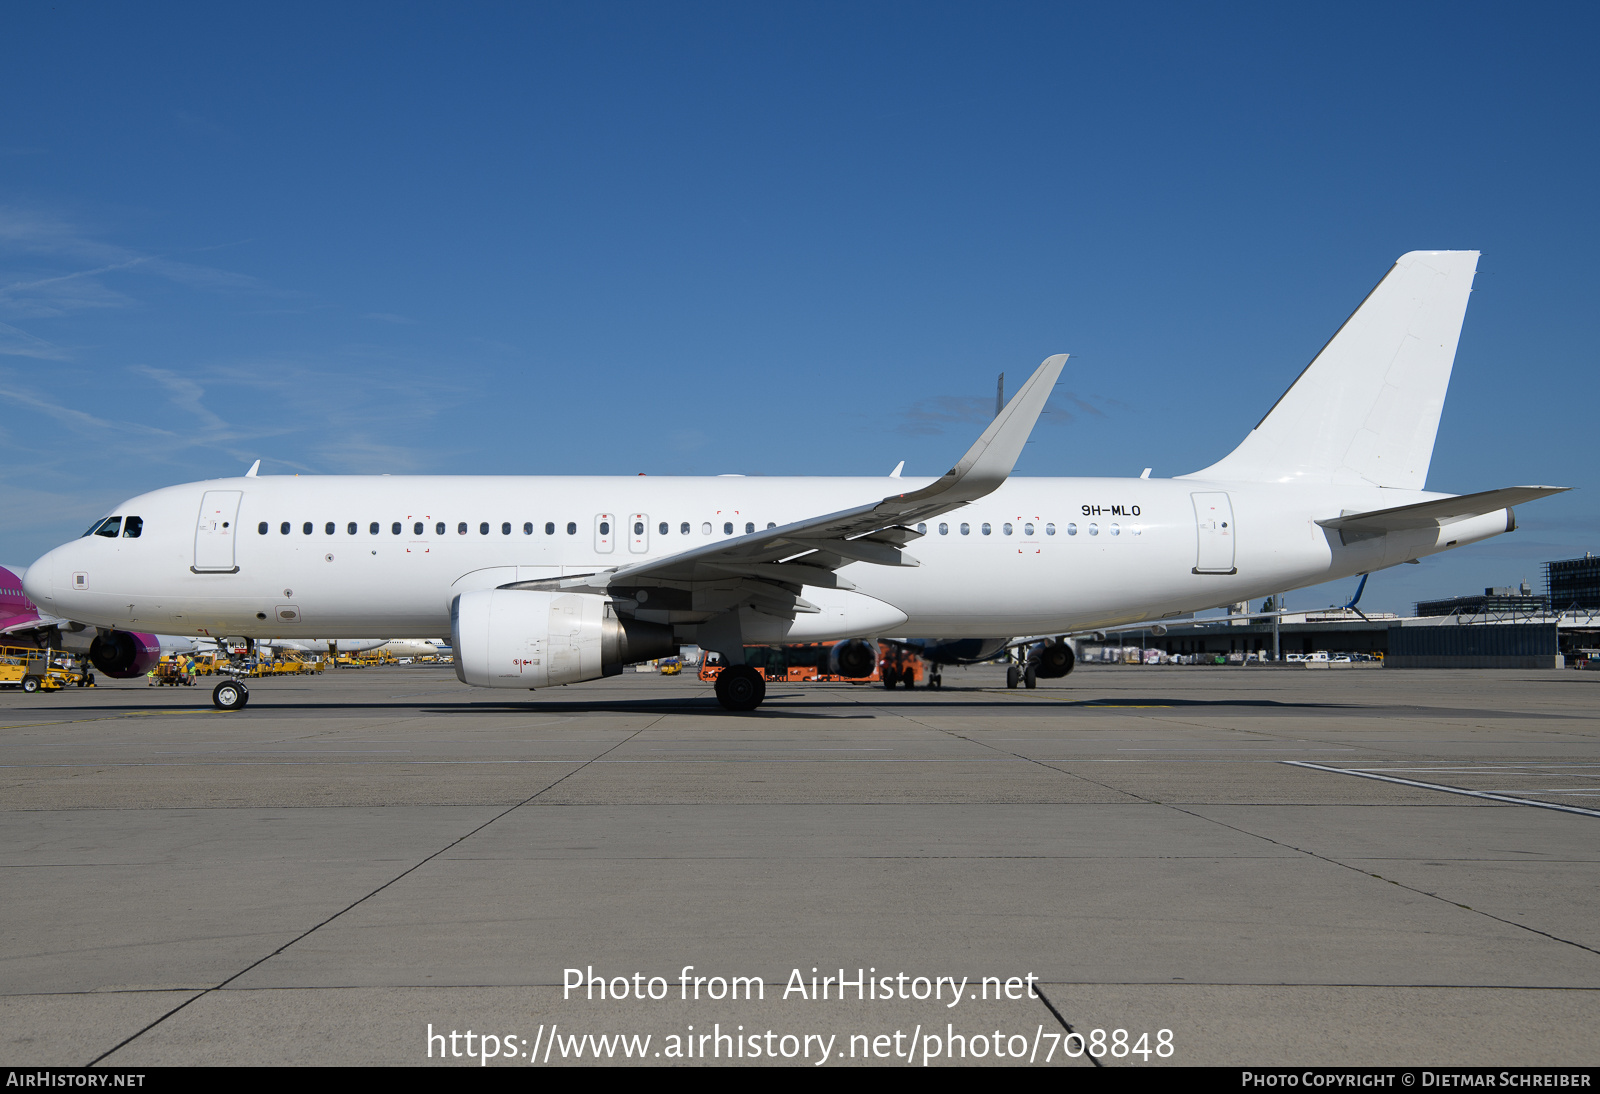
[212,680,249,711]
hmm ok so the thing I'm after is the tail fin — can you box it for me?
[1182,250,1479,489]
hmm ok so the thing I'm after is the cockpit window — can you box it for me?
[122,516,143,539]
[93,517,122,538]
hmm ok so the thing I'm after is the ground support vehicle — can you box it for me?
[700,643,882,686]
[0,646,93,692]
[149,658,196,686]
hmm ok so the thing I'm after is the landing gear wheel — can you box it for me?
[714,665,765,712]
[882,669,898,689]
[930,673,942,690]
[212,680,249,711]
[1024,665,1037,689]
[1005,665,1021,689]
[902,672,915,689]
[21,676,40,694]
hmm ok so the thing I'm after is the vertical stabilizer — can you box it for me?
[1182,250,1479,488]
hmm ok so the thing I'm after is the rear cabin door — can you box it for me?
[194,490,243,572]
[1191,492,1237,574]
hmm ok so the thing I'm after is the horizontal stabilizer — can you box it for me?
[1316,486,1569,533]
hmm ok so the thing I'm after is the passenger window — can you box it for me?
[437,522,446,535]
[524,522,533,535]
[1130,524,1142,536]
[681,523,691,534]
[459,522,468,534]
[939,523,948,535]
[916,523,926,534]
[502,522,511,535]
[414,522,424,535]
[982,523,991,536]
[480,522,489,535]
[327,522,337,535]
[1002,523,1012,536]
[636,521,645,535]
[659,522,668,535]
[1023,523,1033,536]
[1046,523,1055,536]
[370,522,380,535]
[303,522,313,535]
[94,518,122,538]
[1088,524,1099,536]
[960,523,970,535]
[392,522,402,535]
[349,522,359,535]
[723,522,733,535]
[701,522,711,535]
[259,522,269,535]
[545,522,555,535]
[744,522,754,534]
[566,522,577,535]
[1067,523,1077,536]
[282,522,292,535]
[122,516,143,538]
[599,521,610,536]
[767,522,776,529]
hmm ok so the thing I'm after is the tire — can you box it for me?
[212,680,250,711]
[1005,665,1020,689]
[930,674,942,690]
[714,664,765,712]
[1024,665,1037,689]
[881,669,898,689]
[22,676,40,694]
[902,672,915,690]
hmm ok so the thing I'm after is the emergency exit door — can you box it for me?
[194,490,243,573]
[1191,492,1236,574]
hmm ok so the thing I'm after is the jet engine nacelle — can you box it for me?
[1027,638,1076,679]
[88,630,162,679]
[451,589,677,689]
[829,638,878,679]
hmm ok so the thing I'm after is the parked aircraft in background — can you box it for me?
[22,252,1565,711]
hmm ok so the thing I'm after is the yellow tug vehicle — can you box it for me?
[0,646,93,692]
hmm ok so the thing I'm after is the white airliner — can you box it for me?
[22,251,1565,711]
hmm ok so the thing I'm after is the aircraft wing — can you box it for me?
[0,611,75,638]
[512,354,1067,614]
[1316,485,1568,534]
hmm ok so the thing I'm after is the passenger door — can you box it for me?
[1191,492,1236,574]
[193,491,243,573]
[628,513,649,553]
[594,513,615,554]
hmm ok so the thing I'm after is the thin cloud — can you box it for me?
[893,390,1117,436]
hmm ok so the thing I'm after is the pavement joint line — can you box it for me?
[84,718,660,1067]
[1165,804,1600,961]
[1282,761,1600,819]
[1031,984,1101,1068]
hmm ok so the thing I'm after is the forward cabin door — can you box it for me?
[1191,492,1237,574]
[628,513,649,553]
[194,490,244,573]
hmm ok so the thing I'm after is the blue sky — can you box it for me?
[2,3,1595,614]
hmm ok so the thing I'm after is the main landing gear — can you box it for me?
[212,679,249,711]
[1005,664,1036,689]
[715,664,765,712]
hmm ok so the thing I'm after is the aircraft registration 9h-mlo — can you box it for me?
[23,251,1566,711]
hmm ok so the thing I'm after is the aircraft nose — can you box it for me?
[22,547,60,606]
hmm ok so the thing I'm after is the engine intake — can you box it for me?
[829,639,878,679]
[452,589,676,689]
[1028,638,1076,679]
[88,630,161,679]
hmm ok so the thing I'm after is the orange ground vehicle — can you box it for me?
[699,642,925,687]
